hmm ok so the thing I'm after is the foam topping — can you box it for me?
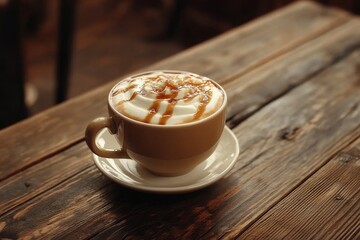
[111,71,224,125]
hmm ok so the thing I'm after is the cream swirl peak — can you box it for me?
[110,71,224,125]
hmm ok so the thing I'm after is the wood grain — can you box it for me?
[0,143,92,215]
[0,0,350,181]
[224,18,360,125]
[239,143,360,239]
[213,50,360,240]
[1,25,360,239]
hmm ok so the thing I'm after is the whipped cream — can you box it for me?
[110,71,224,125]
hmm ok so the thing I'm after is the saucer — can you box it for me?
[92,126,239,194]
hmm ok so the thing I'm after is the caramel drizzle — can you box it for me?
[115,91,138,107]
[193,91,212,121]
[159,99,177,125]
[114,76,216,125]
[112,83,137,97]
[145,81,179,124]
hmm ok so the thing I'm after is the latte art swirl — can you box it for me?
[110,71,224,125]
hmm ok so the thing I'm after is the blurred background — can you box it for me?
[0,0,359,129]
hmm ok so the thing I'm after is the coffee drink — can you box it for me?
[110,71,224,125]
[86,70,227,176]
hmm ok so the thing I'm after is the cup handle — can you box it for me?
[85,117,128,158]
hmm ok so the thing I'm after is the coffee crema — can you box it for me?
[110,71,224,125]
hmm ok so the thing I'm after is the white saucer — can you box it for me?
[93,126,239,194]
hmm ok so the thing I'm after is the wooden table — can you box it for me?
[1,1,359,239]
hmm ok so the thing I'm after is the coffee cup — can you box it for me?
[85,70,227,176]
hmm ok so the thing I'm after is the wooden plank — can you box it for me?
[0,165,116,239]
[239,142,360,239]
[0,143,92,214]
[0,90,108,180]
[0,1,350,181]
[1,27,360,239]
[1,18,359,221]
[225,18,360,125]
[208,54,360,239]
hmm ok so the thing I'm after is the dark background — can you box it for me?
[1,0,359,128]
